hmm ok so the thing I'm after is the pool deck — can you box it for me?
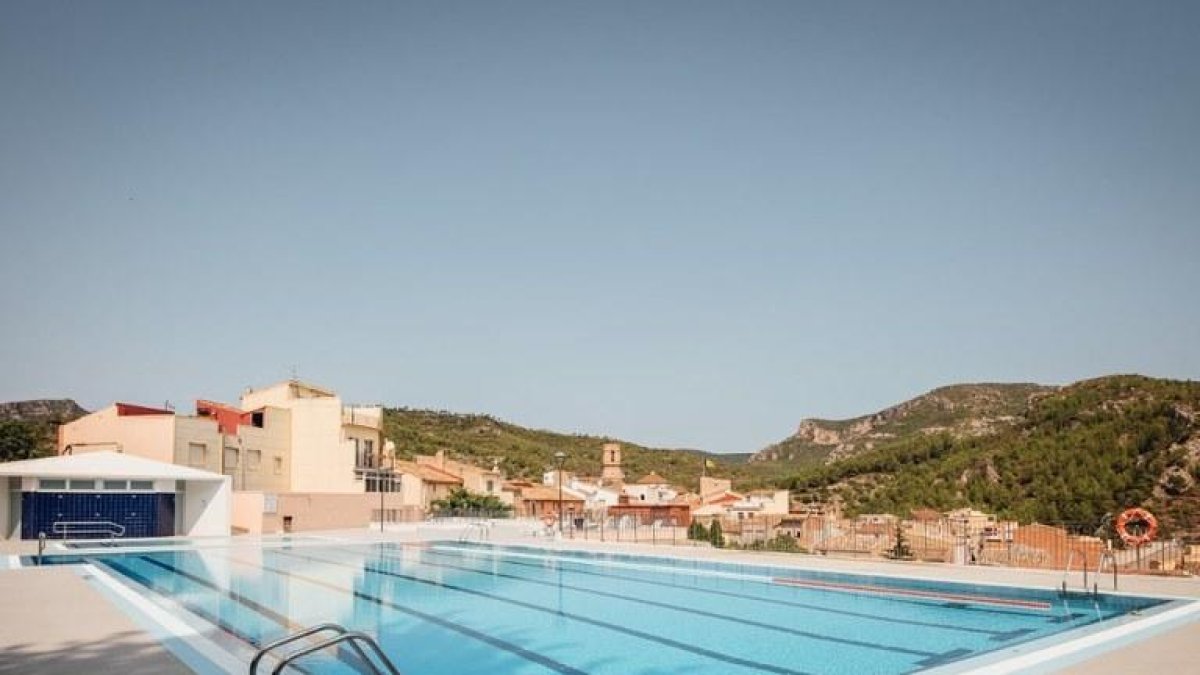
[0,565,188,675]
[1,526,1197,674]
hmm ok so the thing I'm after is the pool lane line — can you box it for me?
[428,543,1055,616]
[80,562,245,675]
[276,549,820,675]
[100,558,268,650]
[216,553,587,675]
[368,547,950,661]
[768,576,1051,610]
[418,546,1021,640]
[136,556,300,633]
[116,556,362,674]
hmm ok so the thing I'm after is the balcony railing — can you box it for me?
[342,406,383,429]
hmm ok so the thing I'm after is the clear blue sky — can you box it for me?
[2,2,1198,453]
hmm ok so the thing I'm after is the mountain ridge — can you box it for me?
[751,383,1055,466]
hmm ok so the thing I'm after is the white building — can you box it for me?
[623,472,678,505]
[0,451,230,540]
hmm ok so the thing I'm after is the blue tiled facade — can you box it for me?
[20,491,175,539]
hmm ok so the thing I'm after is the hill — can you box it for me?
[0,399,88,461]
[382,408,752,491]
[782,375,1200,535]
[752,383,1054,467]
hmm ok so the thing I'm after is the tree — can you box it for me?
[888,521,913,560]
[688,520,709,541]
[0,421,42,463]
[709,520,724,548]
[430,487,513,516]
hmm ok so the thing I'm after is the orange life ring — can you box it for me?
[1115,507,1158,547]
[541,512,557,526]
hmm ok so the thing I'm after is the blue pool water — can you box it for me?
[53,541,1172,674]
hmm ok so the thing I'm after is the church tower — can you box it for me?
[600,442,624,487]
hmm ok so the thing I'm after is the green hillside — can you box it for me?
[783,376,1200,535]
[753,383,1053,467]
[0,399,88,462]
[382,408,754,491]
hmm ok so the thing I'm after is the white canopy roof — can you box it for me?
[0,451,227,482]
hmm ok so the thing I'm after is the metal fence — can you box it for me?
[780,517,1196,575]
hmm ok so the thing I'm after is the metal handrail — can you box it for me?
[51,520,126,538]
[1096,546,1118,591]
[270,631,400,675]
[250,622,397,675]
[459,520,491,542]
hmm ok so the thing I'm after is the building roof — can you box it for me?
[706,491,744,506]
[247,379,337,399]
[692,504,730,516]
[514,485,585,502]
[0,451,227,482]
[635,472,669,485]
[393,461,462,484]
[115,402,174,416]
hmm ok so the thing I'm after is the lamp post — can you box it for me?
[554,451,566,534]
[375,450,396,534]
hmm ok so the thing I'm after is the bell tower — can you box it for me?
[601,442,624,487]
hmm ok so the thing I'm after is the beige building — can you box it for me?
[239,380,385,494]
[392,460,462,512]
[58,380,403,534]
[56,380,527,534]
[59,403,224,472]
[415,451,506,503]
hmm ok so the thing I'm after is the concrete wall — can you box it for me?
[265,493,372,533]
[172,416,223,474]
[58,406,175,462]
[0,478,9,539]
[181,478,231,537]
[230,407,292,493]
[241,383,360,494]
[230,490,266,534]
[291,398,359,493]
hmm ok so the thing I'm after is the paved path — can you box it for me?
[0,566,188,675]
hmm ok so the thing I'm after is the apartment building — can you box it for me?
[58,379,404,533]
[59,403,224,472]
[415,450,507,503]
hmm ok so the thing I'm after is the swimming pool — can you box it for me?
[44,540,1185,674]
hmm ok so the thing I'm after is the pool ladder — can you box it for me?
[459,520,491,542]
[1060,547,1118,596]
[249,623,400,675]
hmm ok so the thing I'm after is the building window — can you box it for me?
[354,438,374,468]
[103,480,128,490]
[274,456,283,475]
[246,449,262,471]
[224,447,239,469]
[130,480,153,491]
[38,479,66,490]
[69,480,96,490]
[363,439,375,468]
[486,480,495,493]
[251,411,264,428]
[188,442,207,467]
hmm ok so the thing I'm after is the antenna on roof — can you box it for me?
[290,364,299,381]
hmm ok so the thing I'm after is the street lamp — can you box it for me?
[554,451,566,534]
